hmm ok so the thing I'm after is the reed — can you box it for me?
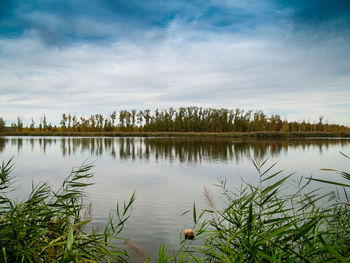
[157,156,350,262]
[0,159,135,262]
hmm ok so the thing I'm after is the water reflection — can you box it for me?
[1,137,349,164]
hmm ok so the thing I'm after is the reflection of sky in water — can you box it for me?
[1,136,350,258]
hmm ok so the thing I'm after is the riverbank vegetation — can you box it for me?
[1,107,349,135]
[0,154,349,262]
[0,159,135,262]
[158,154,350,262]
[1,131,350,138]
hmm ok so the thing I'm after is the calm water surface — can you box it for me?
[1,136,350,258]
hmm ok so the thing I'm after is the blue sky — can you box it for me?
[0,0,350,125]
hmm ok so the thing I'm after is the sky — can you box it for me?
[0,0,350,126]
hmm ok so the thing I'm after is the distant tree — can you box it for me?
[110,111,117,129]
[131,110,136,129]
[72,116,78,131]
[252,111,266,131]
[0,117,5,132]
[89,115,96,131]
[340,125,346,133]
[323,123,330,132]
[168,107,175,132]
[17,117,23,131]
[125,111,131,131]
[300,120,307,132]
[119,111,126,131]
[80,116,89,132]
[143,110,151,131]
[317,116,324,131]
[268,114,282,131]
[137,111,143,130]
[99,114,104,130]
[103,119,109,131]
[290,121,300,132]
[11,123,17,131]
[30,118,35,131]
[60,114,67,130]
[43,115,48,130]
[67,114,72,129]
[282,121,290,132]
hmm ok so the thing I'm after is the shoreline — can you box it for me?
[1,131,350,138]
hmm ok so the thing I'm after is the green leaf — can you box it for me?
[193,202,197,224]
[291,217,321,243]
[261,173,293,196]
[261,170,283,183]
[261,161,278,177]
[308,177,350,188]
[67,224,74,250]
[319,235,348,262]
[259,189,278,206]
[3,247,7,263]
[247,202,253,235]
[340,151,350,159]
[256,249,273,261]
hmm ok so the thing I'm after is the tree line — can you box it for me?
[1,107,349,133]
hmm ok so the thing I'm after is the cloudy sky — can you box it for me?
[0,0,350,126]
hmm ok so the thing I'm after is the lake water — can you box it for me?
[1,136,350,260]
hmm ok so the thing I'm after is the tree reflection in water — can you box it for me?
[1,137,349,164]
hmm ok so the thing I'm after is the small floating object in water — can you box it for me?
[184,229,195,240]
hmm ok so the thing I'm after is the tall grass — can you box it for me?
[0,159,135,262]
[157,156,350,262]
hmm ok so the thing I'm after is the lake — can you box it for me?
[1,136,349,259]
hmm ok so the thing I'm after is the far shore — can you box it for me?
[1,131,350,138]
